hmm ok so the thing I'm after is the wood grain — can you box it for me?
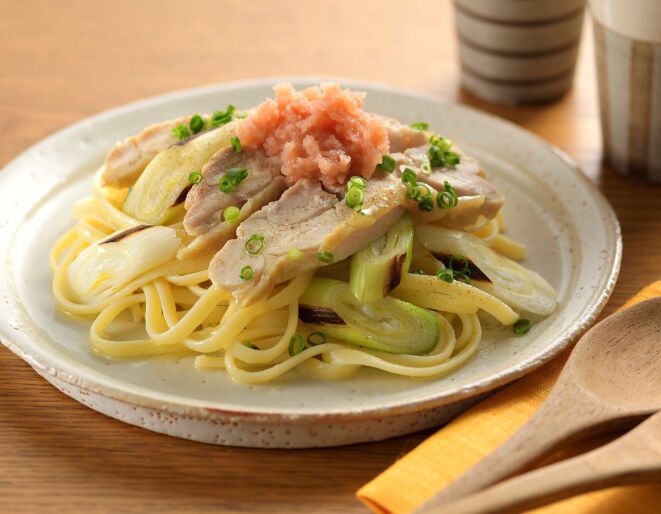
[417,297,661,513]
[0,1,659,513]
[425,411,661,514]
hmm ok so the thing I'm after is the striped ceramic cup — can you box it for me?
[590,0,661,182]
[454,0,586,104]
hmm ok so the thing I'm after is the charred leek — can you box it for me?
[122,123,235,224]
[349,214,413,302]
[67,225,180,302]
[299,278,439,355]
[415,225,557,315]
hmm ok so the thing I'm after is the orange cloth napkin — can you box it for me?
[358,281,661,514]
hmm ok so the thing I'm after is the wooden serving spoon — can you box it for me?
[414,296,661,514]
[420,411,661,514]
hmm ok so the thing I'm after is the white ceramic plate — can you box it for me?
[0,78,621,448]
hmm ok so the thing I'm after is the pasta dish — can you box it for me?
[51,83,557,384]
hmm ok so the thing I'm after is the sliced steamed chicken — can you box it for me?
[416,224,557,315]
[210,176,407,305]
[102,114,206,189]
[394,144,504,229]
[376,115,430,152]
[181,147,287,258]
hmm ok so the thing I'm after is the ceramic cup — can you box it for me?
[590,0,661,182]
[454,0,586,104]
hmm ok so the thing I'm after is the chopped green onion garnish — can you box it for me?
[346,187,364,210]
[417,183,432,197]
[454,272,471,284]
[407,182,431,201]
[438,191,455,208]
[234,111,248,119]
[219,178,232,193]
[245,234,265,255]
[436,268,454,283]
[401,167,418,185]
[189,114,205,134]
[420,161,431,174]
[437,181,458,209]
[430,135,452,151]
[307,331,327,346]
[211,113,232,126]
[348,176,367,190]
[231,136,242,153]
[428,135,461,168]
[428,146,446,167]
[223,206,241,223]
[513,319,531,336]
[242,341,258,350]
[226,167,248,182]
[409,268,426,275]
[211,105,236,127]
[288,248,303,261]
[188,171,203,185]
[376,154,396,173]
[239,265,254,280]
[288,335,305,356]
[172,124,191,140]
[317,251,334,264]
[411,122,429,131]
[418,196,434,212]
[444,151,460,166]
[219,167,248,193]
[449,254,469,274]
[406,184,420,200]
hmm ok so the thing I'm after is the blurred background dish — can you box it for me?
[455,0,586,104]
[590,0,661,182]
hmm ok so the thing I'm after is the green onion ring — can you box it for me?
[513,319,532,336]
[307,331,327,346]
[239,265,254,280]
[244,234,265,255]
[288,335,305,356]
[449,254,469,274]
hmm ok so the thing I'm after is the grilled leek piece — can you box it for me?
[299,278,439,354]
[349,214,413,302]
[122,123,235,224]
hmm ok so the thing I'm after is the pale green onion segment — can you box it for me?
[123,124,235,224]
[415,224,557,315]
[349,214,414,302]
[299,278,439,355]
[67,226,180,302]
[223,206,240,223]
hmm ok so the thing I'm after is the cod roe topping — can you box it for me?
[236,83,389,187]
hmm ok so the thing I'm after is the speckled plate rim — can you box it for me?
[0,77,621,424]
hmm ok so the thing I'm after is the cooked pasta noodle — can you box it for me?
[49,168,546,385]
[51,84,557,384]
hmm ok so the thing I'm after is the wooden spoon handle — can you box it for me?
[422,412,661,514]
[413,381,632,513]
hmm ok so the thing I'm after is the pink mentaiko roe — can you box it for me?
[236,83,389,187]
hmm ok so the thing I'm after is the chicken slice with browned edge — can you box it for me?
[102,115,206,189]
[377,115,429,152]
[180,146,287,258]
[395,144,504,229]
[210,176,406,305]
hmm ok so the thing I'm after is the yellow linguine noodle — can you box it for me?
[51,173,527,385]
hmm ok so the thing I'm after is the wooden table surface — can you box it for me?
[1,1,659,513]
